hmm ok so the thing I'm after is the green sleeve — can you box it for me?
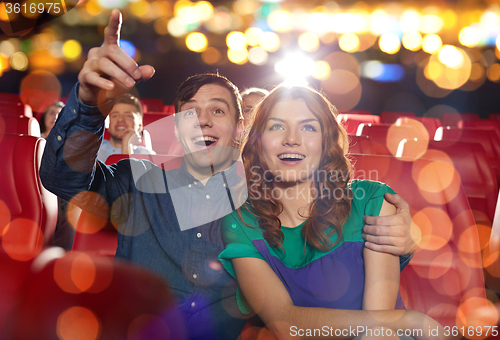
[343,180,397,243]
[219,208,265,315]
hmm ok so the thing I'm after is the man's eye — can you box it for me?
[213,108,224,114]
[184,110,196,116]
[303,125,317,131]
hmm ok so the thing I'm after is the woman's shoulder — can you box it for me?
[221,203,264,241]
[348,179,396,202]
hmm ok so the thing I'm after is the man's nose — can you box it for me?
[196,109,212,127]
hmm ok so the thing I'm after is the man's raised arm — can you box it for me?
[39,10,155,206]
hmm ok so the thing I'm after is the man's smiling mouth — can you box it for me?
[193,136,218,147]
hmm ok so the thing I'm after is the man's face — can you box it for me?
[175,84,243,177]
[108,103,142,141]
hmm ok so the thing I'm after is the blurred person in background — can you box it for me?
[40,101,64,139]
[240,87,269,123]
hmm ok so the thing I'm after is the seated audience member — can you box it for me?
[97,93,156,161]
[40,101,64,138]
[240,87,269,123]
[41,10,418,340]
[219,85,448,340]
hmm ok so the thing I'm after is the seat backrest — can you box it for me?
[0,92,22,104]
[139,98,164,113]
[142,113,183,155]
[457,119,500,140]
[0,102,32,117]
[397,117,441,137]
[0,115,40,136]
[5,250,187,339]
[348,134,390,155]
[436,127,500,182]
[442,113,480,126]
[424,141,498,227]
[380,111,415,124]
[338,113,380,134]
[350,154,487,327]
[72,156,184,255]
[488,113,500,121]
[0,135,58,260]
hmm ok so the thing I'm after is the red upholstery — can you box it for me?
[397,117,442,137]
[0,115,40,136]
[2,249,187,339]
[458,119,500,140]
[162,104,175,114]
[442,113,480,127]
[488,113,500,121]
[0,135,58,259]
[436,127,500,183]
[0,102,32,117]
[348,134,390,155]
[0,92,22,104]
[337,113,380,134]
[139,98,164,113]
[351,154,487,327]
[141,113,183,156]
[72,155,184,256]
[423,141,498,228]
[341,109,371,115]
[380,111,415,124]
[357,123,430,159]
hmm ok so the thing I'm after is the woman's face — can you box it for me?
[44,105,62,134]
[242,93,264,122]
[261,98,322,184]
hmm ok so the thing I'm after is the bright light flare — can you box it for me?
[422,34,442,54]
[226,31,246,50]
[438,45,464,69]
[275,53,315,86]
[379,33,401,54]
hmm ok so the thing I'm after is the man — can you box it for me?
[97,93,155,161]
[40,10,417,340]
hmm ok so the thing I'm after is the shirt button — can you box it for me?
[188,184,192,188]
[73,109,76,114]
[194,181,198,185]
[223,183,226,187]
[192,273,198,279]
[57,135,62,141]
[196,232,202,238]
[205,194,210,200]
[191,302,196,308]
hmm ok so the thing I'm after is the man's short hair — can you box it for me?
[174,73,243,123]
[114,93,143,119]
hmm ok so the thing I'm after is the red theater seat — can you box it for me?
[0,92,22,104]
[71,155,184,256]
[436,127,500,183]
[162,104,175,115]
[442,113,480,127]
[337,113,380,134]
[348,134,390,155]
[488,113,500,121]
[380,111,415,124]
[0,102,32,117]
[3,249,187,339]
[0,135,58,259]
[0,115,40,136]
[140,113,183,156]
[422,141,498,229]
[458,119,500,140]
[350,154,487,328]
[397,117,442,137]
[139,98,164,113]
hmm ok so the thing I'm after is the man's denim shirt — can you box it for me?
[39,84,248,340]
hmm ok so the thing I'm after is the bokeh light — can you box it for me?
[245,27,263,46]
[2,218,43,261]
[379,33,401,54]
[19,70,61,112]
[422,34,442,54]
[298,32,320,52]
[412,207,453,251]
[57,306,101,340]
[201,47,221,65]
[227,48,248,64]
[419,14,444,34]
[259,31,280,52]
[267,10,293,32]
[412,159,461,205]
[62,40,82,61]
[339,33,360,53]
[248,46,267,65]
[402,31,422,51]
[312,60,331,80]
[226,31,246,50]
[460,26,480,48]
[10,52,28,71]
[186,32,208,52]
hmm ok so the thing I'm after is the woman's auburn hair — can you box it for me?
[239,85,352,252]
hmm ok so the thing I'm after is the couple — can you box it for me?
[40,10,444,340]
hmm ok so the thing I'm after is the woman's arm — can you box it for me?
[233,256,445,340]
[363,199,400,310]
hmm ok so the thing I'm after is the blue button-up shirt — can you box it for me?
[40,84,250,340]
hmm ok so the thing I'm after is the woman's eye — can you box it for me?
[269,124,284,131]
[302,124,316,131]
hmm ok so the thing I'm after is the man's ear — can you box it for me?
[174,124,180,143]
[235,119,244,144]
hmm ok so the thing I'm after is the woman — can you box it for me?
[219,85,446,339]
[240,87,269,123]
[40,101,64,138]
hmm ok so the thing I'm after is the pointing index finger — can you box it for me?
[103,9,122,46]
